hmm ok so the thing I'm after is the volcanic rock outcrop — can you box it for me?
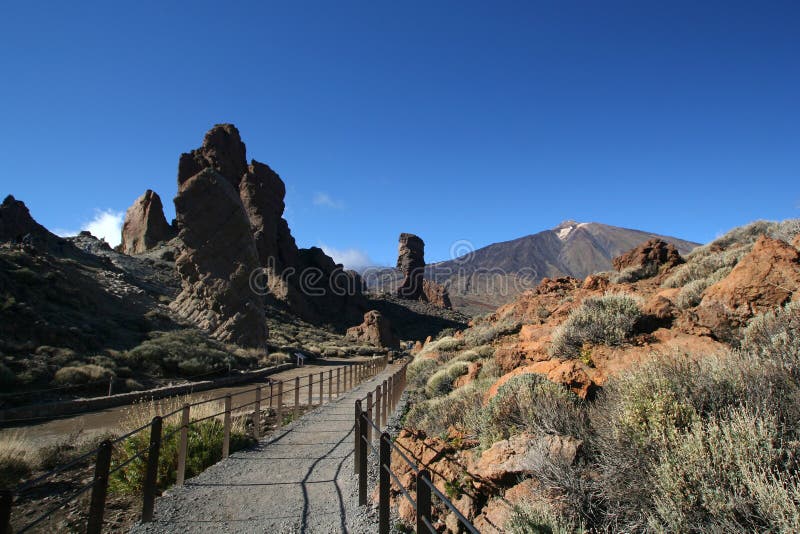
[345,310,400,348]
[612,238,684,271]
[171,168,267,348]
[120,190,175,255]
[695,235,800,338]
[170,124,365,333]
[396,233,451,309]
[1,195,57,246]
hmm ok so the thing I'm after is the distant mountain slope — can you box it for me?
[366,221,699,314]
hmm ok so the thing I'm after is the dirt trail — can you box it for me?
[130,361,401,533]
[0,358,368,450]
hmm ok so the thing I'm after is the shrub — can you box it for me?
[507,501,583,534]
[124,329,236,377]
[663,247,745,289]
[404,379,490,437]
[450,349,482,363]
[0,362,15,388]
[478,374,585,449]
[609,262,659,284]
[741,301,800,382]
[425,361,469,398]
[0,431,33,488]
[53,364,115,385]
[463,317,521,347]
[650,408,800,532]
[407,358,440,392]
[549,293,642,359]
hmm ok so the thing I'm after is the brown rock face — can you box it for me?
[0,195,53,243]
[423,279,452,309]
[170,169,267,348]
[120,190,175,255]
[696,235,800,338]
[173,124,365,329]
[612,238,684,271]
[397,233,425,300]
[178,124,248,188]
[345,310,400,348]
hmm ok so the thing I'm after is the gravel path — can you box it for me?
[131,361,404,534]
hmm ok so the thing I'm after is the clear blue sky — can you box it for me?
[1,1,798,268]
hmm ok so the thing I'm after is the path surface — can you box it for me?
[131,361,399,534]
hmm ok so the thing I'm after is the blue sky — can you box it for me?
[1,1,798,268]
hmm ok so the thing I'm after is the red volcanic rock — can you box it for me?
[396,233,426,300]
[486,361,596,400]
[120,190,175,255]
[535,277,581,295]
[423,279,452,309]
[696,235,800,337]
[612,238,684,271]
[170,168,267,348]
[582,274,609,291]
[346,310,400,348]
[644,294,677,320]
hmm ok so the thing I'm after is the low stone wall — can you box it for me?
[0,363,294,424]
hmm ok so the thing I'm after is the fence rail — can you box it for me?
[1,356,388,534]
[353,362,478,534]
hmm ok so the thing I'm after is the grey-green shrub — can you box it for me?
[425,361,469,398]
[674,267,728,309]
[404,379,490,437]
[650,408,800,532]
[507,501,583,534]
[741,301,800,381]
[53,364,115,385]
[549,293,642,359]
[124,330,236,377]
[610,262,659,284]
[478,373,585,449]
[463,316,521,347]
[407,357,440,392]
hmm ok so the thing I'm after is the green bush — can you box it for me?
[109,418,254,494]
[663,247,745,289]
[741,301,800,382]
[478,374,585,449]
[404,379,490,437]
[407,357,440,392]
[549,293,642,359]
[650,408,800,532]
[124,329,236,377]
[425,361,469,398]
[53,364,114,385]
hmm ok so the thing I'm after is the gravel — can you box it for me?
[131,362,405,534]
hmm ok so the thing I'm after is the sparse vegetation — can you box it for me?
[463,316,521,346]
[0,431,33,488]
[53,364,115,385]
[425,361,469,398]
[549,293,642,359]
[609,262,659,284]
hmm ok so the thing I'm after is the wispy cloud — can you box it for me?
[55,209,124,247]
[320,244,375,271]
[312,192,345,209]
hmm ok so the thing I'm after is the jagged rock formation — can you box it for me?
[171,124,365,333]
[612,238,684,271]
[395,233,452,309]
[0,195,60,249]
[397,233,426,300]
[171,168,267,348]
[345,310,400,348]
[120,190,175,255]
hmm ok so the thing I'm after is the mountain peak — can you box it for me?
[553,220,587,240]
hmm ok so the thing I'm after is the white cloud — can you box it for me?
[312,192,345,209]
[320,244,375,271]
[56,209,124,247]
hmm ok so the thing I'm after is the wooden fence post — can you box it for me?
[308,373,313,407]
[336,367,341,397]
[86,439,112,534]
[366,392,373,443]
[141,416,163,523]
[354,399,362,475]
[358,411,368,505]
[417,470,432,534]
[269,381,274,409]
[222,394,232,459]
[0,489,12,534]
[382,379,388,425]
[276,381,284,427]
[379,432,391,534]
[176,404,190,485]
[328,370,333,402]
[294,377,300,420]
[254,387,261,440]
[318,372,323,405]
[375,384,382,430]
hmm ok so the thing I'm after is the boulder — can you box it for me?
[486,361,596,400]
[535,276,580,295]
[582,274,609,291]
[472,433,582,485]
[170,168,267,348]
[345,310,400,348]
[120,190,175,255]
[643,294,676,320]
[396,233,426,300]
[696,235,800,338]
[612,238,684,271]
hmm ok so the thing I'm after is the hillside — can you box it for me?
[367,221,699,313]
